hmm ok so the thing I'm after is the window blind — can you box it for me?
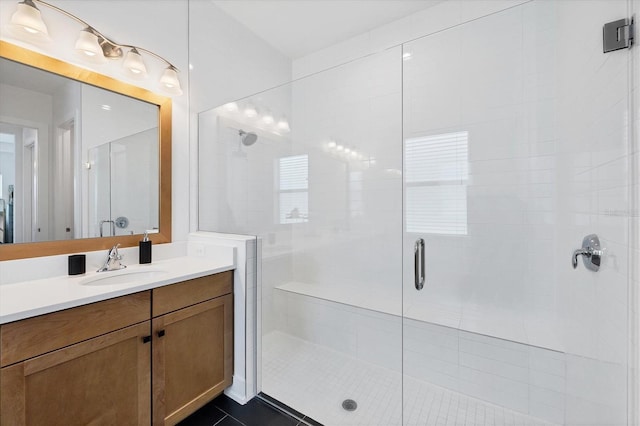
[405,131,468,235]
[279,155,308,191]
[279,155,309,224]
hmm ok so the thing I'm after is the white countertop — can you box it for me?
[0,256,235,324]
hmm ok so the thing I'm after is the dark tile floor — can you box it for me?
[177,394,323,426]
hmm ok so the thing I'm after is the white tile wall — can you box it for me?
[187,231,257,404]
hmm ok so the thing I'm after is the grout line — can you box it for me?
[212,414,228,426]
[221,412,247,426]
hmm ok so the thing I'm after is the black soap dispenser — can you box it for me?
[139,231,152,264]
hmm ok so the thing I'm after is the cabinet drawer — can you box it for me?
[153,271,232,317]
[0,291,150,367]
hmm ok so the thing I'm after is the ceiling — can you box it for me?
[212,0,441,59]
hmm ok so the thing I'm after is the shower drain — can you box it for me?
[342,399,358,412]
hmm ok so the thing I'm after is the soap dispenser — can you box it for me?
[139,231,152,264]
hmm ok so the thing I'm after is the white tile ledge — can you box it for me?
[275,281,565,354]
[0,256,235,325]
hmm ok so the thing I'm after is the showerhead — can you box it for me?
[239,130,258,146]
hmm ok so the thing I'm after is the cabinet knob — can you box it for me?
[157,330,166,338]
[142,335,151,344]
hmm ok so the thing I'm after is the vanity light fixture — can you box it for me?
[262,110,274,125]
[10,0,49,36]
[9,0,183,96]
[123,48,147,77]
[159,66,182,95]
[75,27,104,58]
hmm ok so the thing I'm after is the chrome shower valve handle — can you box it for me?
[572,234,603,272]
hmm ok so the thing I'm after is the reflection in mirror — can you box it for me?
[0,56,159,245]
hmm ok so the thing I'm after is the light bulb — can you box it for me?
[345,148,352,154]
[123,48,147,77]
[223,102,239,112]
[75,28,105,62]
[10,1,49,38]
[159,66,183,96]
[277,116,290,133]
[336,145,344,151]
[262,111,274,124]
[327,141,337,149]
[244,103,258,118]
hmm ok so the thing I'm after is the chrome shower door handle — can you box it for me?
[572,234,603,272]
[414,238,425,290]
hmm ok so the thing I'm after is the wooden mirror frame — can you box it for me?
[0,41,172,260]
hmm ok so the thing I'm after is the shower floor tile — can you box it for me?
[262,331,558,426]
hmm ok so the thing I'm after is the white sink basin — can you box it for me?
[80,270,168,286]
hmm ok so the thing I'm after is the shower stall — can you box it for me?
[196,1,637,425]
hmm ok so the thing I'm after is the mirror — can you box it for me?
[0,41,172,260]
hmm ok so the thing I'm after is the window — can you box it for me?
[278,155,309,224]
[405,131,468,235]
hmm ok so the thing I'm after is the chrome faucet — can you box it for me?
[97,244,127,272]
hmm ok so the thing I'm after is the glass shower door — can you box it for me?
[402,1,631,425]
[198,46,405,425]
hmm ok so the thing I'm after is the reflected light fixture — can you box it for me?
[223,102,239,112]
[9,0,183,96]
[262,110,274,125]
[244,103,258,118]
[277,116,290,133]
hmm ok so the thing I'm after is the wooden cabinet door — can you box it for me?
[0,321,151,426]
[152,294,233,426]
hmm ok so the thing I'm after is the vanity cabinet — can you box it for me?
[0,322,151,425]
[0,292,152,426]
[151,272,233,426]
[0,271,234,426]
